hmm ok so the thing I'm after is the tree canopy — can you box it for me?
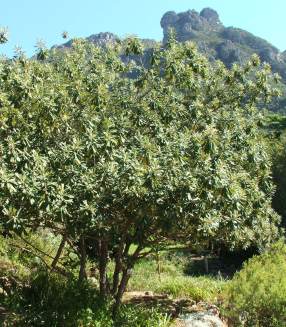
[0,37,281,306]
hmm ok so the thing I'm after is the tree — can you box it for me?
[0,37,281,313]
[262,112,286,228]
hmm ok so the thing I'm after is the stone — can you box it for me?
[179,311,225,327]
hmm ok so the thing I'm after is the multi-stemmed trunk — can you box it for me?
[112,266,133,317]
[76,234,144,318]
[112,244,142,317]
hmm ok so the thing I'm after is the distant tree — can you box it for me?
[272,144,286,227]
[0,37,281,313]
[263,112,286,228]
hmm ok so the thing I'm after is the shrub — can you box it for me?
[3,270,170,327]
[6,271,101,326]
[223,242,286,326]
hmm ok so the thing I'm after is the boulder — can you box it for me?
[179,311,225,327]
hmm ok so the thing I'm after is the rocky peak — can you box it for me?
[161,7,222,43]
[54,32,119,50]
[200,8,220,25]
[86,32,119,46]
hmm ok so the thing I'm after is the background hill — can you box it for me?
[54,7,286,113]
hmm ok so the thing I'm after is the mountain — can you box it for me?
[160,8,286,113]
[54,8,286,113]
[160,8,286,78]
[55,32,158,51]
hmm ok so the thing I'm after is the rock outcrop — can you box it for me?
[160,7,282,69]
[161,8,222,43]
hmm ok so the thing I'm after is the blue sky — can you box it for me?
[0,0,285,57]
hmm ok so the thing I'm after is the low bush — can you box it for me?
[223,242,286,327]
[3,270,170,327]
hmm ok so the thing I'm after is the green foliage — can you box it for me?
[0,233,30,297]
[262,112,286,141]
[2,271,170,327]
[0,36,282,305]
[272,148,286,226]
[12,272,103,326]
[0,38,280,247]
[223,242,286,326]
[0,230,66,274]
[262,112,286,227]
[124,37,144,56]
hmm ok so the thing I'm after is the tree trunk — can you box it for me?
[99,239,109,298]
[112,241,124,295]
[112,245,142,318]
[112,267,132,318]
[78,235,87,283]
[51,234,67,272]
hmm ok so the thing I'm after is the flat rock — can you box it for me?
[178,311,225,327]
